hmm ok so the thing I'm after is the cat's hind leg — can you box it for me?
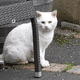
[16,61,28,64]
[4,50,27,64]
[29,58,34,63]
[28,50,34,63]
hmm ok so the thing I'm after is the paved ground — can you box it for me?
[1,27,80,80]
[48,28,80,65]
[0,69,80,80]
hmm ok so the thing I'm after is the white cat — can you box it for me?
[0,10,57,67]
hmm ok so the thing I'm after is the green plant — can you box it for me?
[64,64,73,72]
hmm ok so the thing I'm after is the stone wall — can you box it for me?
[52,0,80,24]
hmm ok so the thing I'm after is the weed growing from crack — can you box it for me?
[64,64,73,72]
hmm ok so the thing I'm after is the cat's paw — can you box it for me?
[17,61,28,64]
[29,58,34,63]
[41,60,50,67]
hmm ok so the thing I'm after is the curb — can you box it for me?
[56,22,80,39]
[61,22,80,32]
[55,28,77,37]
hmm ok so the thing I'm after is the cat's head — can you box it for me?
[36,10,58,32]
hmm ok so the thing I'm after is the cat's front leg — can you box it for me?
[40,49,50,67]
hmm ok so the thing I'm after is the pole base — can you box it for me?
[35,72,42,78]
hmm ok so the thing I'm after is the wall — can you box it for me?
[53,0,80,24]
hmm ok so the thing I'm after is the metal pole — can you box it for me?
[31,18,42,78]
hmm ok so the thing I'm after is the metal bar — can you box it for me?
[31,18,42,78]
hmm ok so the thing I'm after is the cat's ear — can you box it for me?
[51,10,57,17]
[36,11,42,18]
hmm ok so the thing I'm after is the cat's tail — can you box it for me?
[0,53,4,64]
[0,54,3,59]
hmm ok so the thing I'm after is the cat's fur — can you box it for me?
[0,10,57,67]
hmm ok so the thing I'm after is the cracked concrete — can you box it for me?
[42,63,68,72]
[67,65,80,74]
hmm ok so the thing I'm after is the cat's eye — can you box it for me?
[41,21,45,24]
[48,21,52,23]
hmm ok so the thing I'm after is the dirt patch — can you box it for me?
[4,63,35,71]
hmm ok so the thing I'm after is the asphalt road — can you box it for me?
[0,69,80,80]
[46,34,80,66]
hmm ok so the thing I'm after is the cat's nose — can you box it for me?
[45,26,48,29]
